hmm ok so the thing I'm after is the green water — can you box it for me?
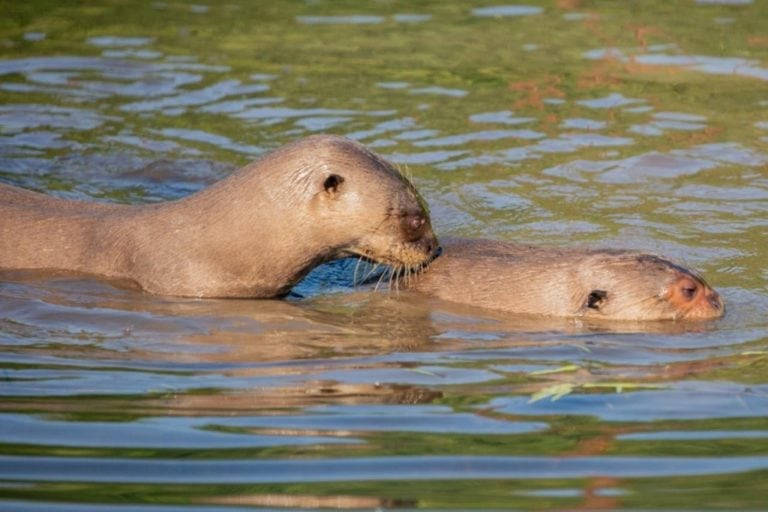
[1,1,767,510]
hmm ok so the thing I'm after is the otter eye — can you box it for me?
[586,289,607,310]
[681,284,697,300]
[323,174,344,194]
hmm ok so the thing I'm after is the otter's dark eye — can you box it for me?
[586,289,607,310]
[681,285,697,300]
[677,277,699,301]
[323,174,344,193]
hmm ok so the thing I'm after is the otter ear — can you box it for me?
[585,289,607,310]
[323,174,345,197]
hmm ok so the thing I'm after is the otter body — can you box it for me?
[413,238,723,321]
[0,135,437,298]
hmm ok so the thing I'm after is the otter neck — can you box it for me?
[125,168,343,297]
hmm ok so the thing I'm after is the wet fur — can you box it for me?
[0,135,437,298]
[409,238,722,321]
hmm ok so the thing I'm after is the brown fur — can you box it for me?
[0,135,437,298]
[412,238,723,321]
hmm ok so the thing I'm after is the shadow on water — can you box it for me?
[1,0,768,510]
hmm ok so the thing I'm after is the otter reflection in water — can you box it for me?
[409,238,724,322]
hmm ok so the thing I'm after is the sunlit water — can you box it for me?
[1,1,767,510]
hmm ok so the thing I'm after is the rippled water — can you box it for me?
[1,1,767,510]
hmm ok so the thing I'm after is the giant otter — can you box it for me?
[0,135,438,298]
[410,238,723,321]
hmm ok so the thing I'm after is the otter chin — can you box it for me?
[0,135,438,298]
[410,238,724,322]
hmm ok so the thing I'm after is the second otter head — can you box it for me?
[575,253,724,321]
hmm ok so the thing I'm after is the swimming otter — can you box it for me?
[0,135,438,298]
[410,238,723,321]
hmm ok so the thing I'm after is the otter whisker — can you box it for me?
[363,261,378,282]
[373,266,389,293]
[353,257,363,288]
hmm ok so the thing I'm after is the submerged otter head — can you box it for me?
[411,239,724,323]
[573,252,724,321]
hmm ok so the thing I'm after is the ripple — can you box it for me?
[531,133,634,153]
[433,146,537,171]
[393,13,432,23]
[409,86,468,97]
[22,32,45,42]
[675,184,768,201]
[0,413,357,448]
[3,454,768,483]
[543,143,767,184]
[393,129,440,141]
[470,110,536,125]
[654,111,707,122]
[413,129,544,147]
[376,81,410,90]
[104,134,200,155]
[0,152,229,200]
[296,15,385,25]
[0,131,75,151]
[577,93,646,109]
[619,430,768,441]
[560,118,607,130]
[154,128,264,155]
[630,118,707,136]
[0,56,129,75]
[386,149,468,165]
[316,365,499,386]
[346,117,417,140]
[487,381,768,421]
[0,367,300,397]
[230,106,378,124]
[0,104,115,133]
[86,36,154,47]
[472,5,544,17]
[233,405,548,435]
[101,49,163,59]
[586,49,768,81]
[0,56,235,103]
[197,97,282,114]
[120,80,269,112]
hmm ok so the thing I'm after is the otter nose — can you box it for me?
[666,273,724,320]
[707,291,723,311]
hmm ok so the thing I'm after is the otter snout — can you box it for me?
[666,273,725,320]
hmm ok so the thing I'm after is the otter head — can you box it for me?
[294,136,438,271]
[575,253,724,321]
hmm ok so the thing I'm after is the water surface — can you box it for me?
[1,1,767,510]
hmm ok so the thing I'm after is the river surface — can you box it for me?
[1,1,767,510]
